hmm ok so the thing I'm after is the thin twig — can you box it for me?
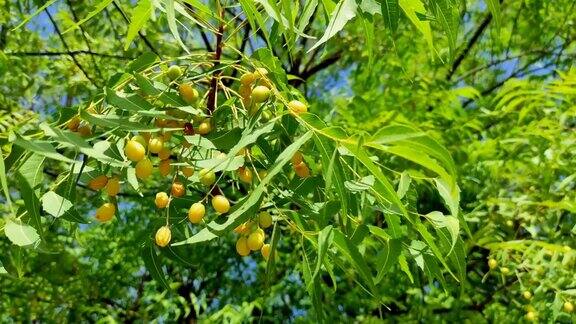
[206,2,225,114]
[6,50,131,59]
[44,8,99,87]
[66,0,103,80]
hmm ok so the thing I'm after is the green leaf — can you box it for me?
[308,0,358,52]
[398,253,414,283]
[127,52,159,73]
[39,123,126,167]
[13,135,75,163]
[399,0,434,52]
[63,0,114,34]
[381,0,399,31]
[165,0,189,53]
[141,244,170,290]
[424,211,459,254]
[0,150,13,213]
[40,191,73,218]
[12,0,58,30]
[397,171,411,199]
[311,225,334,284]
[4,219,40,247]
[486,0,501,30]
[432,0,459,58]
[16,154,45,238]
[125,0,153,50]
[374,238,401,283]
[79,110,162,131]
[332,230,375,292]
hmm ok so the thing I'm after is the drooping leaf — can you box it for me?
[308,0,358,52]
[125,0,153,50]
[4,220,40,247]
[63,0,115,34]
[381,0,399,31]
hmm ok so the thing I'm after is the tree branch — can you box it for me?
[206,2,225,114]
[66,0,103,81]
[290,51,342,86]
[44,9,100,87]
[6,51,131,59]
[446,0,504,81]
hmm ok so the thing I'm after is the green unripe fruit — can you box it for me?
[167,65,183,81]
[251,86,270,103]
[199,168,216,186]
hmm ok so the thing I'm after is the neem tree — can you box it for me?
[0,0,498,319]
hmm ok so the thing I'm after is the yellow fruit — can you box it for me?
[167,65,182,81]
[258,170,268,180]
[158,147,171,160]
[501,267,510,275]
[240,72,256,85]
[251,85,270,103]
[95,203,115,222]
[525,311,536,322]
[88,175,108,191]
[179,83,199,103]
[155,226,171,247]
[288,100,308,115]
[294,161,310,178]
[155,192,169,208]
[292,151,303,165]
[131,135,147,148]
[564,301,574,313]
[236,237,250,256]
[238,167,252,184]
[77,122,92,137]
[247,230,264,251]
[171,182,186,198]
[199,168,216,186]
[67,116,80,131]
[148,137,164,154]
[188,202,205,224]
[182,166,194,178]
[135,158,153,180]
[523,291,532,300]
[488,258,497,270]
[159,160,172,177]
[211,195,230,214]
[105,177,120,196]
[125,140,146,162]
[197,121,212,135]
[261,244,271,260]
[234,222,248,234]
[258,211,273,229]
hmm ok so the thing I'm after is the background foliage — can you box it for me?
[1,0,575,322]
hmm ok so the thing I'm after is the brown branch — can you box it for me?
[66,0,103,80]
[6,51,131,59]
[206,2,225,114]
[290,51,342,86]
[112,1,161,58]
[44,9,99,87]
[446,0,504,81]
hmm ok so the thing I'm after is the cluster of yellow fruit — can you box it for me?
[291,151,310,178]
[80,63,310,261]
[234,211,273,259]
[66,115,92,137]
